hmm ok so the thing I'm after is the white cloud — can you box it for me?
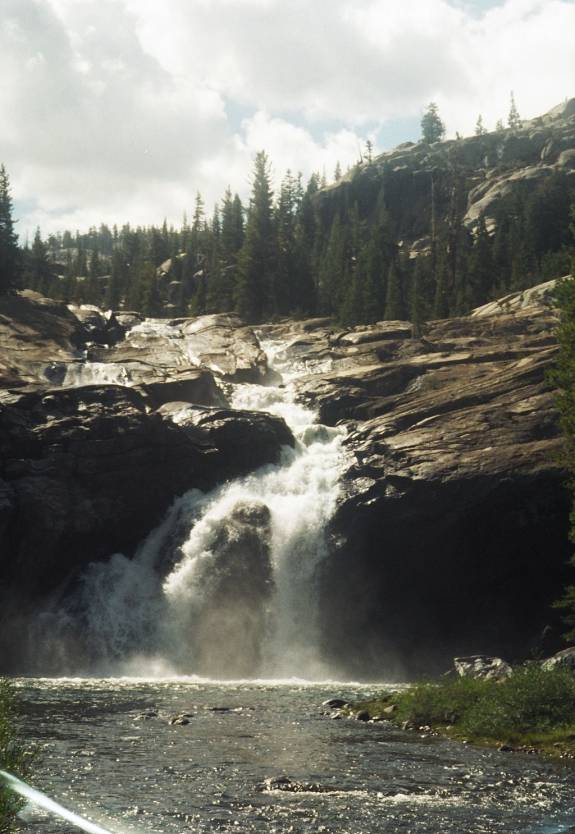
[0,0,572,238]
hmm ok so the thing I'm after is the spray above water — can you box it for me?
[44,334,347,679]
[0,770,125,834]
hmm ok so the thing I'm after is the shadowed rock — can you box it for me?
[187,501,275,678]
[261,281,571,677]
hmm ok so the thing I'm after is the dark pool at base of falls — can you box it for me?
[12,679,575,834]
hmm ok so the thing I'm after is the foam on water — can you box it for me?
[53,335,347,679]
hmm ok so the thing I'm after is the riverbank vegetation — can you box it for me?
[351,665,575,758]
[0,679,30,831]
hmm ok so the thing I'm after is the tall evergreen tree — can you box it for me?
[466,215,494,309]
[384,261,406,320]
[276,170,299,315]
[0,164,19,293]
[508,92,521,131]
[434,246,451,318]
[106,250,125,309]
[318,212,347,315]
[475,115,487,136]
[549,211,575,636]
[421,103,445,144]
[24,228,51,295]
[236,152,277,322]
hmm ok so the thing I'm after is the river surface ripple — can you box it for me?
[13,679,575,834]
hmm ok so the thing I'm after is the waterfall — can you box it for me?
[55,335,347,680]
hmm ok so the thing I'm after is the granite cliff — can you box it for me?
[260,279,570,676]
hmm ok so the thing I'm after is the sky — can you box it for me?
[0,0,574,240]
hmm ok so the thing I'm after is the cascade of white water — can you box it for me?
[71,335,346,679]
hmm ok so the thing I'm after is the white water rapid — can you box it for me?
[70,335,347,680]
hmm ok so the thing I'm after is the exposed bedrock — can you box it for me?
[314,98,575,248]
[0,291,84,388]
[0,380,293,671]
[263,281,571,677]
[0,292,272,397]
[185,501,274,679]
[87,311,271,385]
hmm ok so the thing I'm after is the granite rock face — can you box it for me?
[0,385,293,599]
[262,281,570,677]
[86,312,270,386]
[315,98,575,252]
[0,295,294,672]
[0,291,84,388]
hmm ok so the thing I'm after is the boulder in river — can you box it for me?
[180,500,275,679]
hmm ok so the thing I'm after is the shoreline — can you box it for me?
[333,663,575,762]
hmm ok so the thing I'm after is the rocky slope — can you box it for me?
[316,98,575,250]
[261,279,571,677]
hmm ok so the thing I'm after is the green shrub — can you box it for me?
[461,665,575,738]
[0,679,31,832]
[394,676,492,727]
[389,665,575,742]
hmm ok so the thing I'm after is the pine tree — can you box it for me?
[434,247,451,318]
[334,161,342,182]
[150,227,170,267]
[508,92,521,131]
[421,103,445,144]
[276,170,299,314]
[298,173,321,312]
[384,261,406,320]
[140,262,163,317]
[106,250,125,309]
[341,203,368,324]
[410,254,436,334]
[475,115,487,136]
[86,248,102,304]
[339,267,362,326]
[24,228,51,295]
[236,151,278,322]
[0,164,19,293]
[362,188,397,322]
[548,206,575,636]
[492,214,512,295]
[466,215,494,308]
[205,204,224,314]
[318,213,347,315]
[216,189,244,311]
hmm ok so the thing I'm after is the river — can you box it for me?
[12,678,575,834]
[12,328,575,833]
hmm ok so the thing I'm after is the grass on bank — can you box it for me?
[353,665,575,756]
[0,679,32,832]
